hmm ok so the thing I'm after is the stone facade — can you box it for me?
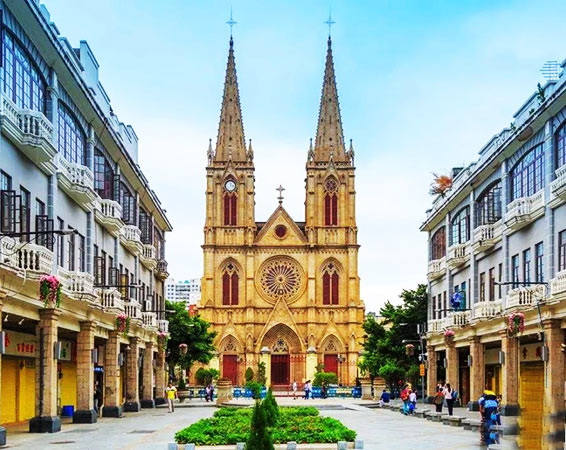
[198,37,365,387]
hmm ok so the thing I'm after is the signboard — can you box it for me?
[419,363,425,377]
[58,340,74,361]
[3,330,36,357]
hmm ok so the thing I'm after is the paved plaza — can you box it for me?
[2,400,516,449]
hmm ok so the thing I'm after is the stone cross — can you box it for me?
[276,185,285,205]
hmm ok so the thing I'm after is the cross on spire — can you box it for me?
[276,185,285,205]
[324,10,335,37]
[226,8,237,37]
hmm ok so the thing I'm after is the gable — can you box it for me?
[255,206,307,246]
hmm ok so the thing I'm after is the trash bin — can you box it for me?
[61,405,74,417]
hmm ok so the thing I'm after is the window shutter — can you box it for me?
[222,272,230,305]
[324,194,330,226]
[231,273,239,305]
[230,195,237,225]
[224,194,230,226]
[323,272,330,305]
[120,273,129,300]
[94,256,105,286]
[108,267,119,287]
[0,190,19,234]
[332,195,338,225]
[331,272,339,305]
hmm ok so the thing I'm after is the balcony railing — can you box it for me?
[473,299,503,320]
[142,311,157,329]
[504,190,545,232]
[57,157,96,210]
[120,225,143,255]
[550,165,566,207]
[506,285,546,310]
[57,268,95,299]
[550,270,566,300]
[99,289,123,313]
[124,301,142,321]
[447,243,470,270]
[427,257,446,280]
[0,238,54,276]
[427,318,444,334]
[473,221,503,253]
[158,319,169,333]
[156,259,169,281]
[94,198,124,237]
[443,310,471,328]
[1,94,57,174]
[140,244,157,270]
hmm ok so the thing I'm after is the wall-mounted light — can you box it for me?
[0,331,5,354]
[118,353,124,366]
[91,348,98,364]
[54,341,62,360]
[498,351,505,365]
[4,314,8,322]
[18,318,24,325]
[467,355,473,367]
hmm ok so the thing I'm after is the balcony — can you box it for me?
[124,301,142,321]
[506,285,546,310]
[57,268,96,300]
[472,221,503,253]
[156,259,169,281]
[504,190,545,232]
[57,157,96,210]
[120,225,143,255]
[443,310,471,328]
[446,243,470,270]
[0,237,53,278]
[140,244,157,270]
[0,94,57,175]
[98,289,123,314]
[550,270,566,301]
[142,311,157,330]
[94,198,124,237]
[473,299,503,320]
[427,318,444,334]
[158,319,169,333]
[550,165,566,207]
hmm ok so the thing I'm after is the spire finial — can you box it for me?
[324,9,335,38]
[226,8,237,38]
[276,185,285,205]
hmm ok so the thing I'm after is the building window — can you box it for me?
[475,181,502,226]
[2,33,46,113]
[559,232,566,272]
[57,218,64,267]
[0,171,12,191]
[322,262,339,305]
[78,234,86,272]
[450,207,470,245]
[139,208,152,244]
[479,272,486,302]
[512,254,519,288]
[94,150,114,199]
[222,262,239,305]
[489,268,495,301]
[523,248,531,283]
[120,182,136,225]
[324,177,339,226]
[67,227,75,271]
[430,226,446,260]
[58,103,86,165]
[20,187,30,242]
[535,241,544,282]
[223,193,237,226]
[510,144,545,201]
[498,263,503,299]
[557,123,566,169]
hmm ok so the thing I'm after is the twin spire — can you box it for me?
[212,35,348,164]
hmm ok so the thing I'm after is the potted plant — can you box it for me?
[429,174,453,197]
[39,274,62,308]
[157,331,168,351]
[115,313,131,338]
[405,344,415,356]
[177,375,190,403]
[507,312,525,338]
[444,329,455,345]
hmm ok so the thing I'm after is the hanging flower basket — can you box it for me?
[179,343,188,355]
[405,344,415,356]
[429,173,453,197]
[507,312,525,338]
[444,329,455,345]
[39,275,62,308]
[115,313,131,337]
[157,331,168,351]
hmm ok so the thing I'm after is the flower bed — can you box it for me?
[174,407,356,445]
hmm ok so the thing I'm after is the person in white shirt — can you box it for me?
[409,390,417,414]
[443,383,455,416]
[292,380,298,400]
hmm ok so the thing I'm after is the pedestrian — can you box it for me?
[443,383,455,416]
[166,382,177,413]
[409,389,417,414]
[208,382,215,401]
[478,389,499,445]
[433,387,444,413]
[205,384,211,402]
[93,382,101,414]
[304,380,309,399]
[321,381,327,399]
[292,380,298,400]
[379,389,390,407]
[400,383,412,415]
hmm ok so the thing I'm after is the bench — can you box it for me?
[467,419,482,433]
[427,412,443,422]
[413,409,428,418]
[447,416,465,427]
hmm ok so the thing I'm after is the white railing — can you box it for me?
[443,310,471,328]
[550,270,566,298]
[142,311,157,329]
[506,285,546,309]
[58,157,94,191]
[473,299,503,319]
[158,319,169,333]
[448,243,468,260]
[57,268,95,296]
[2,95,53,142]
[142,244,156,260]
[505,190,545,225]
[473,221,502,244]
[124,301,142,320]
[122,225,141,243]
[0,236,19,267]
[428,257,446,279]
[97,198,122,221]
[427,318,444,333]
[99,289,123,311]
[551,165,566,199]
[15,242,53,273]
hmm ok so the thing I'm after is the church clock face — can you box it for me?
[224,180,236,192]
[257,256,305,304]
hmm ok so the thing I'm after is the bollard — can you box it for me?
[236,443,246,450]
[287,442,297,450]
[184,445,196,450]
[337,442,348,450]
[355,440,364,449]
[167,444,177,450]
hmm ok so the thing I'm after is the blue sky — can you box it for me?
[44,0,566,312]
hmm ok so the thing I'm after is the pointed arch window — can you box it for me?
[322,262,339,305]
[324,178,338,226]
[222,262,239,305]
[223,179,237,226]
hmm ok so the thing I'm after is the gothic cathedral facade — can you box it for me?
[199,36,365,387]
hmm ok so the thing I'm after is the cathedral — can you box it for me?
[198,34,365,387]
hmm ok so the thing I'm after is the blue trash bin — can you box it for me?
[61,405,74,417]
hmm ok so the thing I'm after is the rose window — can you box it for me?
[258,257,304,303]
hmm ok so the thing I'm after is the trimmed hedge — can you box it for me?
[174,407,356,445]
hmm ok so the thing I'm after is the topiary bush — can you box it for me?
[245,367,255,383]
[246,381,263,399]
[263,388,279,426]
[246,400,274,450]
[313,371,338,387]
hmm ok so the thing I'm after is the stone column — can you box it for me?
[0,293,6,445]
[445,342,458,393]
[543,319,565,449]
[500,331,519,416]
[426,345,438,399]
[260,347,271,387]
[73,321,97,423]
[30,308,62,433]
[141,342,155,408]
[468,336,485,411]
[102,330,122,417]
[360,377,372,400]
[306,347,317,382]
[123,337,141,412]
[154,346,166,405]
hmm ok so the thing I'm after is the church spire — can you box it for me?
[313,37,346,162]
[214,37,247,162]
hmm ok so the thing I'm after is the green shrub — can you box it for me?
[257,361,267,385]
[263,388,279,426]
[246,400,274,450]
[313,371,338,386]
[195,368,220,385]
[246,381,263,399]
[245,367,255,382]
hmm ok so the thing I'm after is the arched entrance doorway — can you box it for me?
[261,324,304,387]
[219,335,241,386]
[271,338,290,385]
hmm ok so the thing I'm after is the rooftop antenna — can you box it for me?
[324,9,335,37]
[226,7,237,38]
[540,61,560,82]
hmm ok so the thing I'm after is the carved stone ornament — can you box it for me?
[256,256,305,304]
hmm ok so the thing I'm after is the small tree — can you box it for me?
[263,388,279,426]
[257,361,267,385]
[313,371,338,386]
[378,362,405,390]
[245,367,255,383]
[246,400,274,450]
